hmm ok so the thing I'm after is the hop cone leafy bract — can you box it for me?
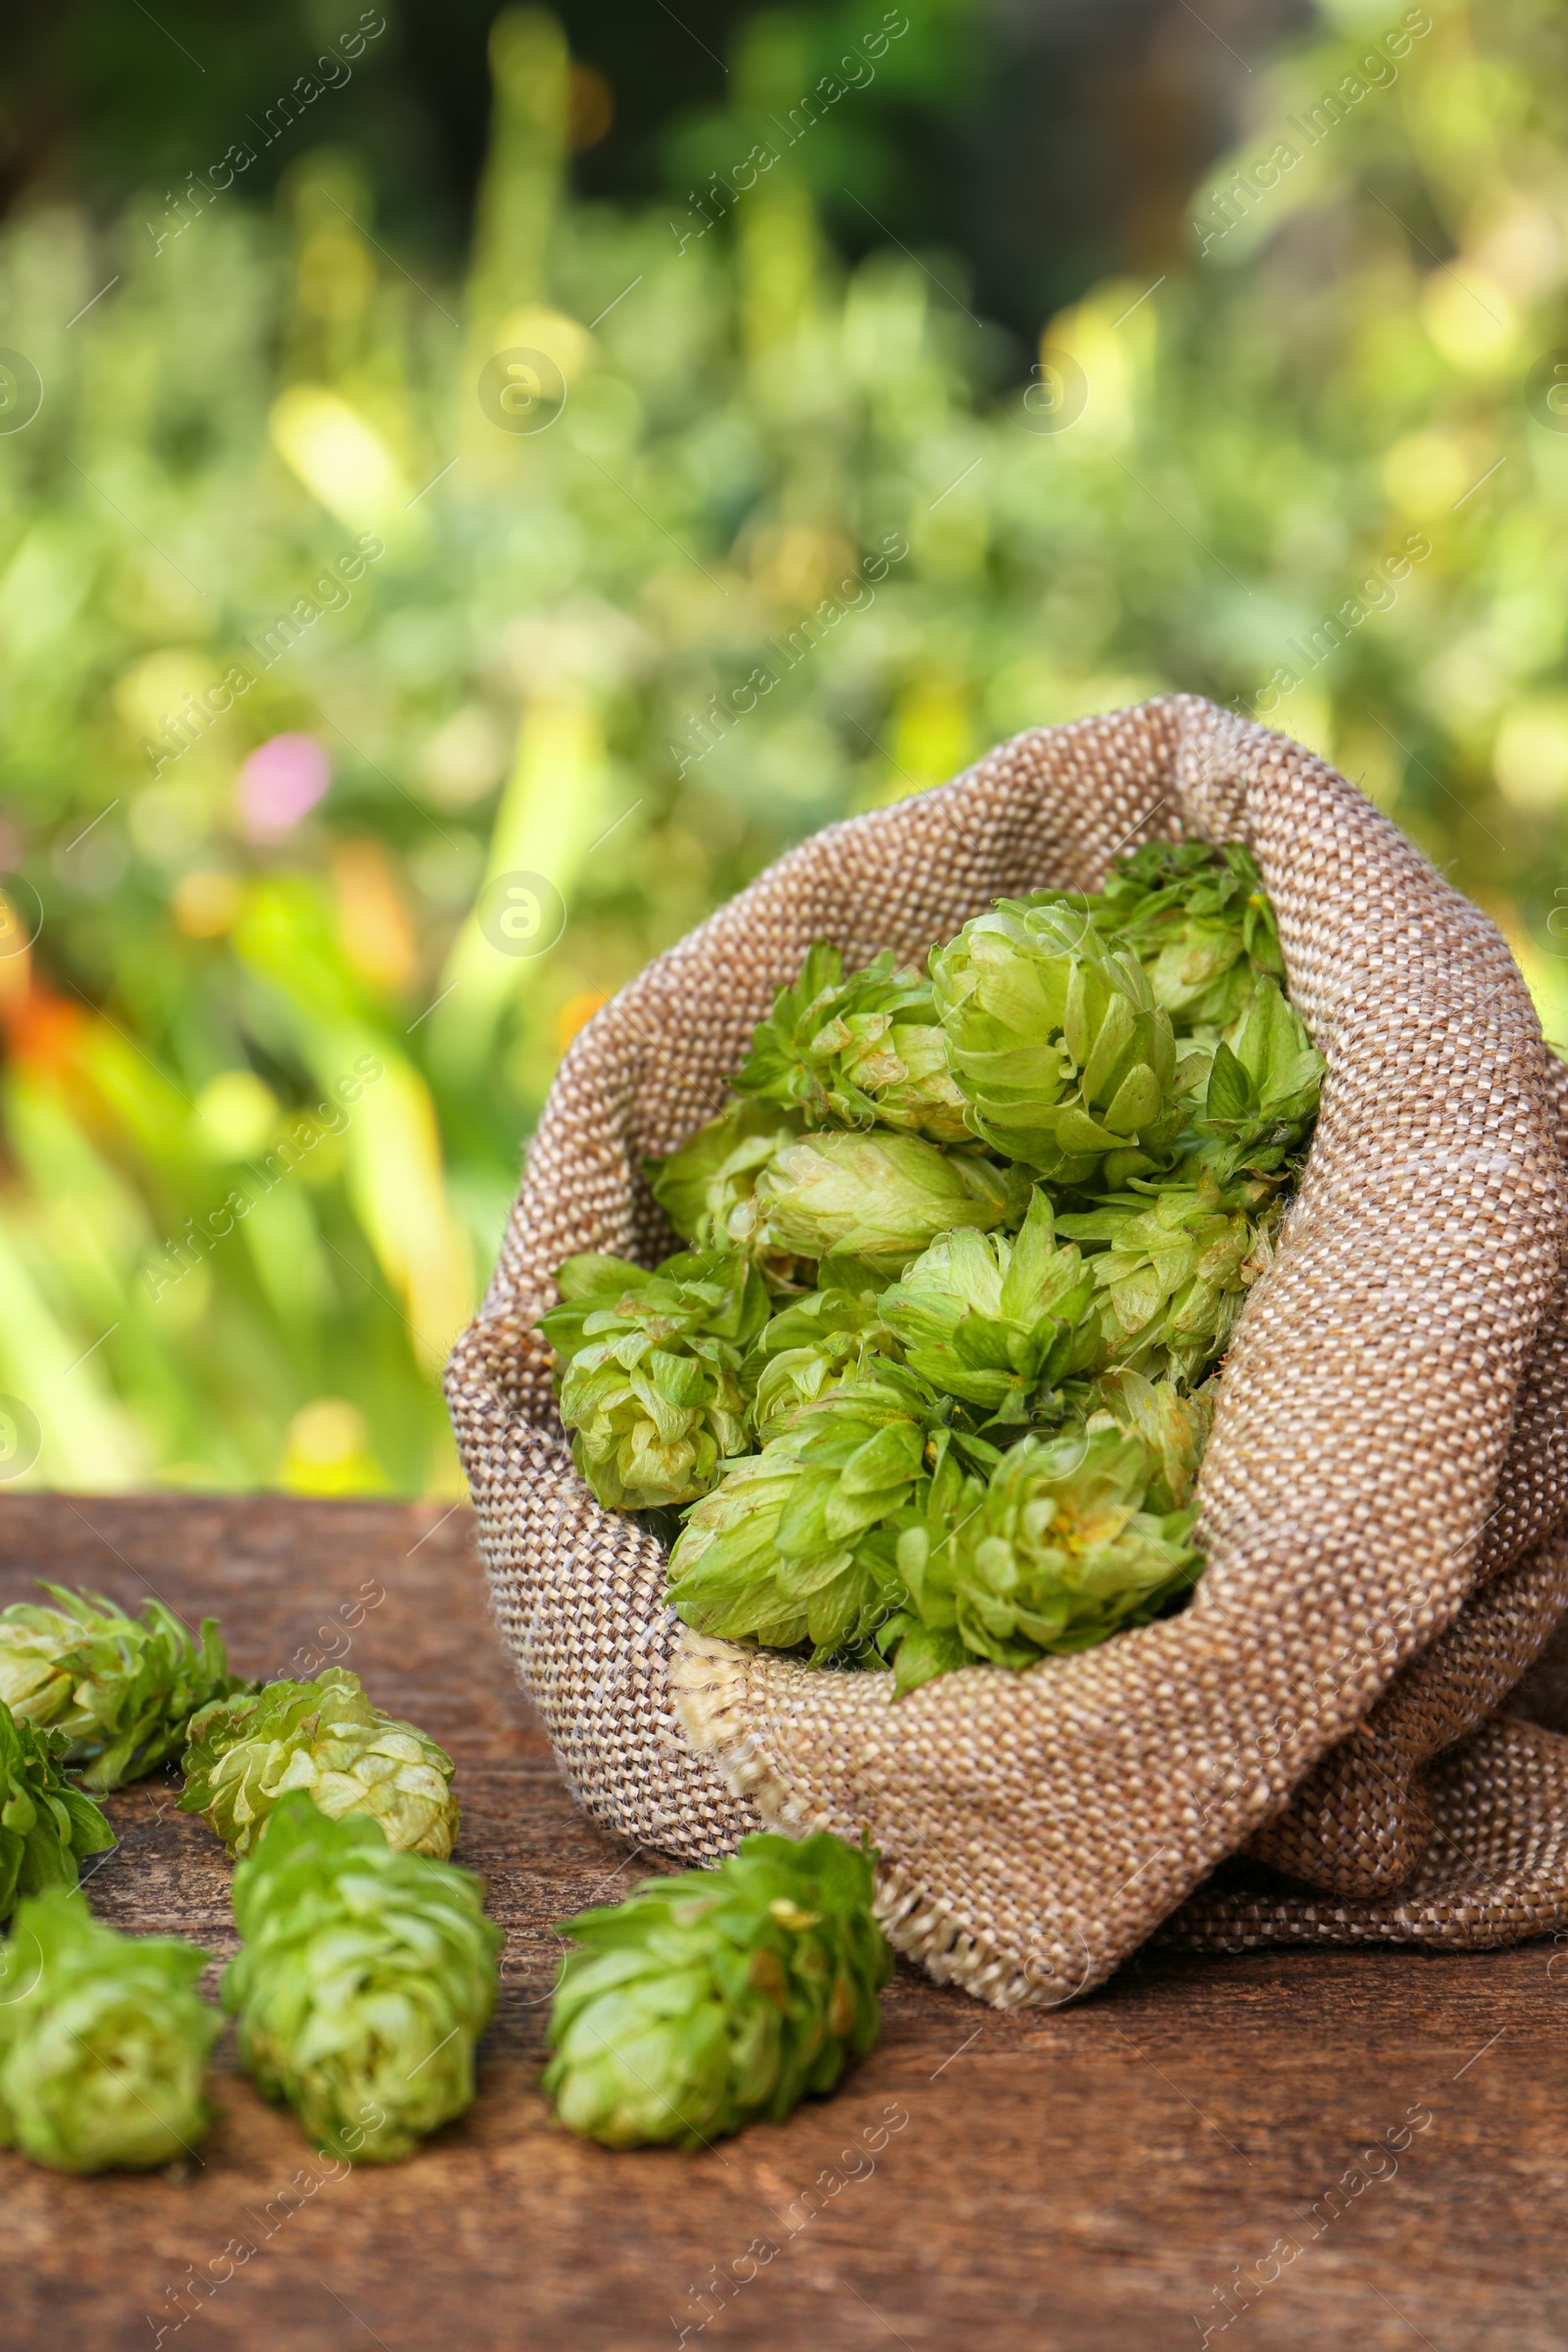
[877,1188,1107,1426]
[1190,976,1325,1184]
[754,1130,1008,1268]
[0,1703,114,1923]
[1056,1179,1281,1386]
[1082,839,1286,1026]
[180,1668,458,1860]
[1082,1366,1214,1512]
[742,1283,896,1439]
[224,1794,500,2165]
[647,1097,807,1280]
[735,943,970,1143]
[0,1583,247,1789]
[887,1426,1202,1690]
[931,900,1189,1185]
[0,1890,220,2173]
[544,1831,890,2147]
[540,1250,769,1508]
[668,1366,977,1658]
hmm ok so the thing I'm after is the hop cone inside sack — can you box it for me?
[224,1794,500,2165]
[544,1831,890,2148]
[930,900,1189,1186]
[1078,838,1286,1028]
[0,1583,248,1790]
[1084,1366,1214,1515]
[667,1366,976,1658]
[734,943,970,1144]
[0,1703,114,1924]
[742,1284,897,1439]
[0,1890,220,2173]
[541,1249,770,1509]
[1056,1179,1281,1387]
[877,1189,1108,1427]
[648,1096,807,1281]
[886,1424,1203,1690]
[1189,977,1326,1186]
[754,1130,1009,1268]
[180,1668,458,1860]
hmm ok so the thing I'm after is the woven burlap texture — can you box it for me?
[445,694,1568,2008]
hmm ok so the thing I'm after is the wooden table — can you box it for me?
[3,1494,1564,2351]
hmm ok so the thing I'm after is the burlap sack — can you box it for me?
[446,695,1568,2006]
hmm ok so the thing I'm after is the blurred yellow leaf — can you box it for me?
[280,1396,387,1494]
[270,385,410,532]
[1420,267,1519,373]
[1494,700,1568,809]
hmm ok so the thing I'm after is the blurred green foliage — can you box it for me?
[1,0,1566,1494]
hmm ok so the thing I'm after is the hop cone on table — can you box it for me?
[877,1189,1108,1427]
[742,1283,897,1439]
[1083,839,1286,1027]
[931,900,1190,1187]
[543,1831,890,2148]
[884,1426,1203,1691]
[647,1096,807,1281]
[0,1583,247,1790]
[667,1366,975,1658]
[1056,1179,1281,1387]
[735,943,970,1143]
[1189,976,1325,1185]
[0,1703,114,1924]
[224,1794,501,2165]
[540,1250,770,1509]
[753,1130,1009,1269]
[180,1668,459,1860]
[0,1890,220,2173]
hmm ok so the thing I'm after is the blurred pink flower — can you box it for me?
[237,735,331,841]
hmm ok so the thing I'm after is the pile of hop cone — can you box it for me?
[0,1591,496,2175]
[546,842,1324,1695]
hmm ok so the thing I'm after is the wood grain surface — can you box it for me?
[2,1492,1565,2352]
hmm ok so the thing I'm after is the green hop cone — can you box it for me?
[741,1283,897,1440]
[0,1890,220,2173]
[0,1703,114,1924]
[1191,975,1325,1185]
[541,1249,770,1508]
[180,1668,458,1861]
[735,942,970,1143]
[668,1366,988,1659]
[877,1188,1108,1427]
[1083,1365,1215,1512]
[931,899,1190,1186]
[1056,1179,1282,1387]
[1083,838,1286,1027]
[647,1096,807,1281]
[544,1831,890,2148]
[885,1426,1203,1691]
[0,1583,248,1790]
[224,1794,501,2165]
[754,1129,1009,1269]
